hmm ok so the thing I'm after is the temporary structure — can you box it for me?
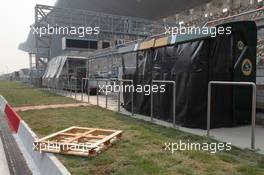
[119,21,257,129]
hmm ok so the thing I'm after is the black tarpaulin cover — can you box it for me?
[122,21,257,129]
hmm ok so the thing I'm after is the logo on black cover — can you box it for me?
[241,59,252,76]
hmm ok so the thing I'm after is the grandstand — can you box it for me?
[163,0,263,71]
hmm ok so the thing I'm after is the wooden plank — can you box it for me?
[73,126,118,133]
[59,133,78,137]
[64,129,96,143]
[37,126,75,142]
[81,135,105,139]
[37,140,93,147]
[91,130,123,147]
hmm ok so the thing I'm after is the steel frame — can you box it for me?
[80,78,134,116]
[34,4,169,67]
[207,81,257,150]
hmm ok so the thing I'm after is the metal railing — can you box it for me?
[68,77,78,100]
[80,78,134,116]
[45,78,258,151]
[96,79,109,108]
[81,78,109,106]
[151,80,176,128]
[207,81,256,150]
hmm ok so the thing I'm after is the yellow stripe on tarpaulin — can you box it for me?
[138,39,155,50]
[154,37,169,48]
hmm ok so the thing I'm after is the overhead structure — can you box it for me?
[19,0,212,87]
[33,4,169,64]
[18,3,173,86]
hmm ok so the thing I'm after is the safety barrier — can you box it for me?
[0,97,20,133]
[0,96,70,175]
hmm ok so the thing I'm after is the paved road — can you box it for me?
[0,112,31,175]
[0,130,10,175]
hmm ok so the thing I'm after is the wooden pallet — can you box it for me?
[34,126,123,157]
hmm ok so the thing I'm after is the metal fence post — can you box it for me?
[251,84,256,150]
[70,78,72,97]
[87,79,90,103]
[81,78,84,101]
[172,81,176,128]
[207,81,256,151]
[75,79,77,100]
[67,78,70,96]
[207,82,212,137]
[118,80,121,112]
[131,83,134,116]
[150,81,153,121]
[96,80,99,106]
[105,80,108,109]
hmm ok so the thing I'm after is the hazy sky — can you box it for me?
[0,0,56,74]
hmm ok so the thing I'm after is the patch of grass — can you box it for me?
[0,81,75,107]
[19,106,264,175]
[4,80,264,174]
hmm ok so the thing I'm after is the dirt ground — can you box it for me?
[14,103,90,112]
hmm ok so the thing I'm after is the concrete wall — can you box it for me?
[16,121,70,175]
[0,95,71,175]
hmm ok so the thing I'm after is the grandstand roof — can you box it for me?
[55,0,210,19]
[18,28,36,53]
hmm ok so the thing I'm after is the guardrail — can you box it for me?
[207,81,256,150]
[151,80,176,128]
[81,78,134,116]
[81,78,109,107]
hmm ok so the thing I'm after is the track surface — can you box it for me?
[0,113,31,175]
